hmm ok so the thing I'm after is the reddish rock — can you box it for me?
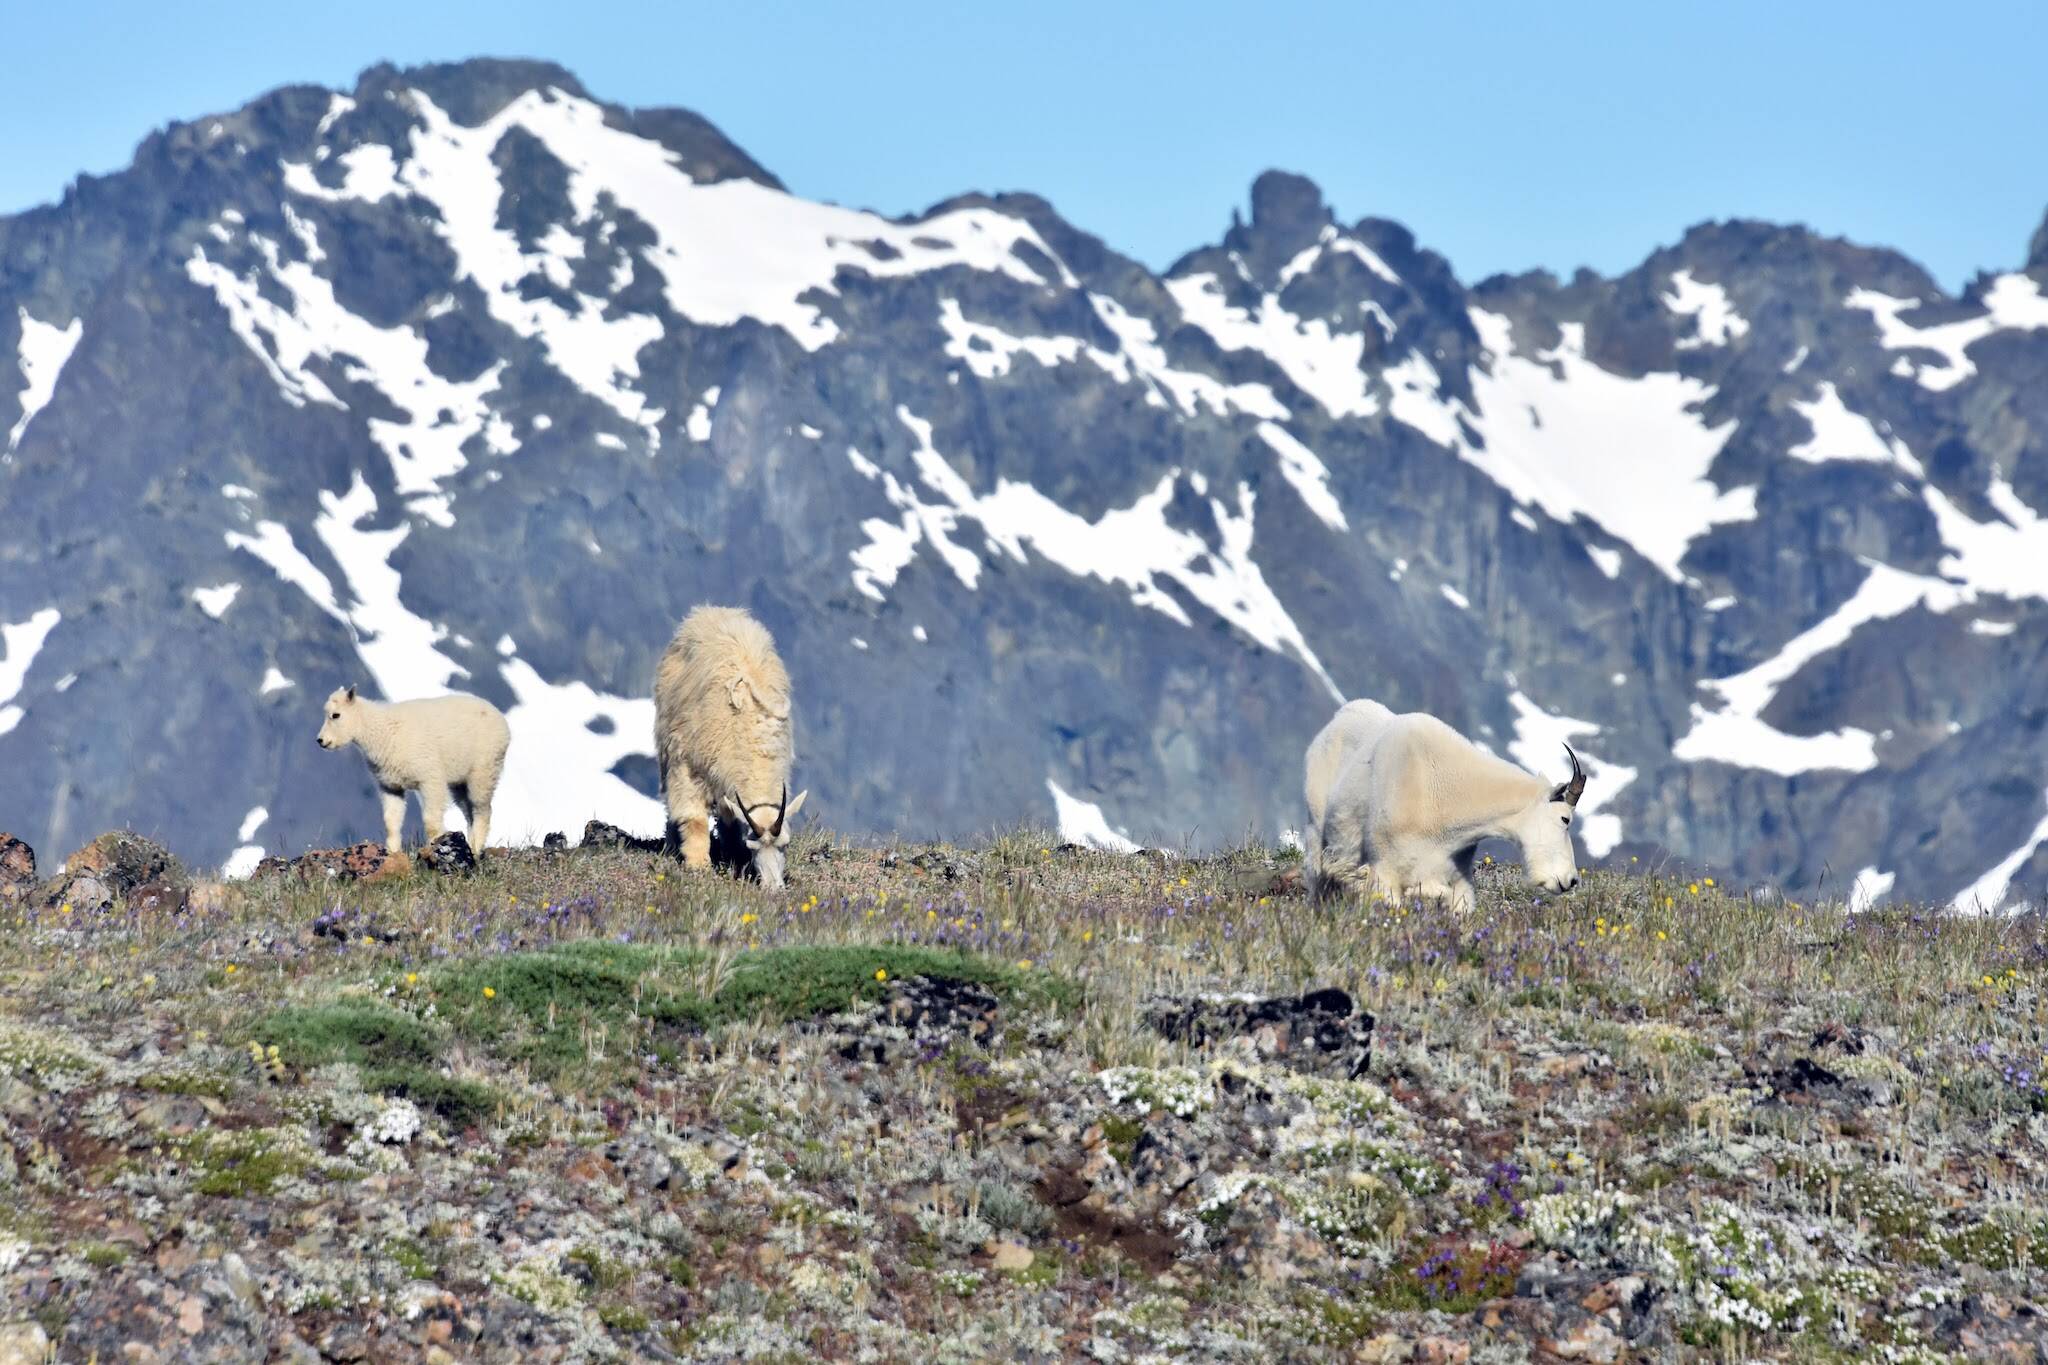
[37,830,185,912]
[0,832,34,902]
[253,840,399,883]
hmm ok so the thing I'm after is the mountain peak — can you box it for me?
[364,57,592,125]
[2029,205,2048,273]
[1247,170,1331,234]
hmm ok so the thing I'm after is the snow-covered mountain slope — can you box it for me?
[3,58,2047,909]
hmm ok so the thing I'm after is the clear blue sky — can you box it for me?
[5,1,2044,290]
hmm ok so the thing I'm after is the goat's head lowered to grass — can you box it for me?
[722,783,809,890]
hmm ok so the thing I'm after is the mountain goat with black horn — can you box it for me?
[1305,701,1587,914]
[653,605,808,890]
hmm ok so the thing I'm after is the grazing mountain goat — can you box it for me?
[1306,703,1586,913]
[316,685,511,857]
[653,606,808,890]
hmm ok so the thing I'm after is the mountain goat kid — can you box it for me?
[653,606,808,890]
[316,685,511,857]
[1306,701,1587,913]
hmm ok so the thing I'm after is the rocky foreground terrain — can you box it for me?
[0,826,2044,1362]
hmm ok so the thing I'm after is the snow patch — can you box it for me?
[1585,546,1622,579]
[225,520,345,622]
[936,297,1083,380]
[284,144,404,204]
[1278,225,1402,287]
[1085,293,1286,420]
[686,387,719,442]
[1167,271,1380,419]
[191,583,242,619]
[1969,618,2017,637]
[260,667,294,694]
[846,408,1340,700]
[1439,584,1470,610]
[313,473,468,699]
[1255,423,1347,531]
[402,87,1071,358]
[1922,475,2048,604]
[1951,791,2048,914]
[0,607,60,738]
[1782,345,1809,373]
[8,310,83,453]
[491,656,663,847]
[1847,275,2048,392]
[1047,779,1140,853]
[1385,313,1753,580]
[1846,866,1893,912]
[1788,382,1922,475]
[1506,692,1635,857]
[1674,562,1968,775]
[1662,270,1750,348]
[186,226,505,495]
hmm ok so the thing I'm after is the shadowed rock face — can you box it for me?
[2,58,2046,908]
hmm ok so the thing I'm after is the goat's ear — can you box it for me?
[344,683,357,703]
[721,794,747,823]
[782,789,809,821]
[1548,782,1570,804]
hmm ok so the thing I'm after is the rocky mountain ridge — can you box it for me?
[3,57,2047,908]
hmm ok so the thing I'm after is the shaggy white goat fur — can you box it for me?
[1306,701,1584,913]
[653,606,808,889]
[316,685,511,856]
[1302,699,1397,899]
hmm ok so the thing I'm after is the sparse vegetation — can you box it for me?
[0,830,2042,1360]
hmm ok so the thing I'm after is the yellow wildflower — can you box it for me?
[875,969,888,982]
[482,986,496,999]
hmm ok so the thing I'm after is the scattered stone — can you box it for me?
[1145,986,1373,1078]
[542,831,569,851]
[580,819,663,853]
[1811,1020,1868,1054]
[0,833,34,903]
[418,831,477,874]
[254,840,400,883]
[1759,1054,1874,1106]
[988,1240,1034,1271]
[0,1322,50,1365]
[831,976,1002,1064]
[36,830,185,912]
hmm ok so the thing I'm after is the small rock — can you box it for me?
[1356,1333,1415,1364]
[0,833,34,903]
[418,831,477,874]
[1145,986,1373,1078]
[37,830,185,911]
[256,840,399,883]
[989,1241,1034,1272]
[0,1322,51,1365]
[176,1294,204,1334]
[1811,1021,1867,1054]
[542,831,569,851]
[580,819,663,853]
[1544,1316,1623,1362]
